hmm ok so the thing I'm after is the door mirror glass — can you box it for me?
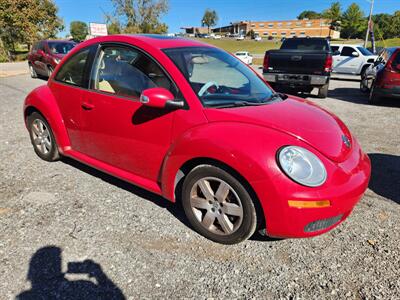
[351,51,359,57]
[333,50,340,56]
[140,87,184,109]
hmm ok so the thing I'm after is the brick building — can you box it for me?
[212,19,340,38]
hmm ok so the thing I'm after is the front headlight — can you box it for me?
[278,146,327,187]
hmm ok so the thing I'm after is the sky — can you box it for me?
[55,0,399,37]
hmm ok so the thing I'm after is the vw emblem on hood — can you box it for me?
[342,135,351,148]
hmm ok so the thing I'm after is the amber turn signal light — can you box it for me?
[288,200,331,208]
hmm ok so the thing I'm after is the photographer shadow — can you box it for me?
[16,246,125,300]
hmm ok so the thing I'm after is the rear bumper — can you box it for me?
[251,144,371,238]
[263,72,329,87]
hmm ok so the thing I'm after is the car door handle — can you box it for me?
[81,102,95,110]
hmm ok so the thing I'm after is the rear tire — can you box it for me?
[27,112,60,162]
[368,83,379,105]
[29,64,37,78]
[181,165,257,244]
[318,83,329,98]
[360,75,369,93]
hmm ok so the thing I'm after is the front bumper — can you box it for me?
[263,72,329,87]
[251,143,371,238]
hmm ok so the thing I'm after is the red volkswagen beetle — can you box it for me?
[24,35,371,244]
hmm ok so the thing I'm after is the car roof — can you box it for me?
[82,34,213,50]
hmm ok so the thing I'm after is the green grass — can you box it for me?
[373,38,400,48]
[191,38,281,54]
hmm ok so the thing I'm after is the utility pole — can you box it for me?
[364,0,374,47]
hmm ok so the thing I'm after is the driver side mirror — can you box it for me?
[140,88,184,109]
[351,51,359,57]
[333,50,340,56]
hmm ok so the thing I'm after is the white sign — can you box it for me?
[89,23,108,36]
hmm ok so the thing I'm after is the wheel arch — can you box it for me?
[171,157,266,230]
[24,86,71,154]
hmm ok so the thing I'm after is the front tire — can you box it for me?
[181,165,257,244]
[27,112,60,162]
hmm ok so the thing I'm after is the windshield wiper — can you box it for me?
[206,101,269,108]
[266,93,288,101]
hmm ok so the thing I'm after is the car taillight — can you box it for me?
[324,54,332,72]
[263,52,270,70]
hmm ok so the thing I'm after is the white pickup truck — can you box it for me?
[331,44,378,76]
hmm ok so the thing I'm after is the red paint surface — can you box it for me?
[24,35,371,238]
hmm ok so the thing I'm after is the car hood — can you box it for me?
[204,97,353,162]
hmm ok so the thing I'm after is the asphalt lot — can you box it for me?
[0,72,399,299]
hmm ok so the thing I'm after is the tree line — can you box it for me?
[0,0,170,61]
[298,2,400,39]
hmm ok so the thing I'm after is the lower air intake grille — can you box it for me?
[304,214,343,233]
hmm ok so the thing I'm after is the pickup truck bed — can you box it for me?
[263,38,332,98]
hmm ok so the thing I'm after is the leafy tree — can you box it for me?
[202,9,218,33]
[372,13,394,39]
[341,3,366,39]
[390,11,400,38]
[107,21,122,35]
[110,0,169,34]
[297,11,321,20]
[70,21,88,41]
[0,0,64,58]
[322,2,342,21]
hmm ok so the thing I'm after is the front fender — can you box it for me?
[24,85,70,154]
[161,122,291,201]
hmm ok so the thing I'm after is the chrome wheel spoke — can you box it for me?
[198,179,214,200]
[190,176,244,236]
[191,197,210,210]
[33,137,41,145]
[40,143,47,154]
[222,202,243,217]
[32,123,40,136]
[217,214,234,234]
[202,211,215,229]
[44,138,51,150]
[215,181,230,203]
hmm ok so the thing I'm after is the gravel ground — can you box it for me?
[0,74,399,299]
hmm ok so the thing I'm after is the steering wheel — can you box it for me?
[198,81,219,97]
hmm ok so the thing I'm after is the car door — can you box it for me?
[335,46,362,74]
[79,44,179,181]
[50,46,95,153]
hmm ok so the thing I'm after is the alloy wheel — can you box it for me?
[190,177,244,235]
[31,119,52,155]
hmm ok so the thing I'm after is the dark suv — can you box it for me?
[28,40,76,78]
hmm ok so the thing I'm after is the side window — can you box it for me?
[392,52,400,68]
[331,46,339,53]
[341,47,355,57]
[55,48,90,87]
[91,46,176,99]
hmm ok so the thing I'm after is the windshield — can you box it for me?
[163,47,274,108]
[357,47,373,56]
[48,42,76,55]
